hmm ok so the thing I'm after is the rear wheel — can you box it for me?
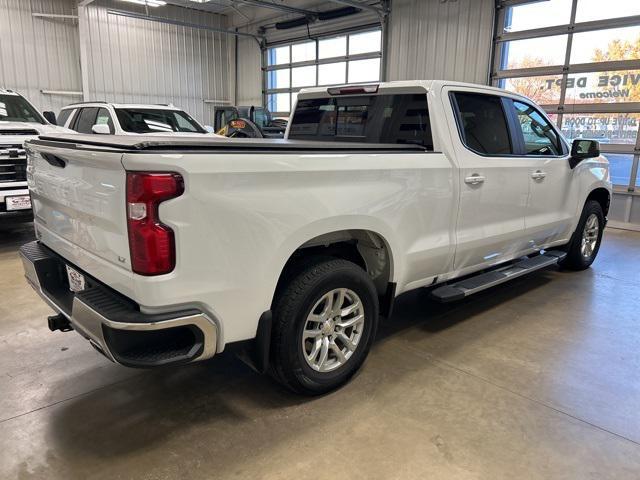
[270,258,379,395]
[560,200,604,270]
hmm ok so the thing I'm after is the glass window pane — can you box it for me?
[576,0,640,23]
[292,65,317,87]
[504,0,572,33]
[453,93,512,155]
[267,68,290,89]
[560,113,639,145]
[291,41,316,63]
[348,58,380,83]
[571,26,640,64]
[349,30,382,55]
[500,75,564,104]
[288,94,433,149]
[563,71,640,105]
[513,101,561,155]
[318,62,346,86]
[500,35,568,70]
[268,46,290,66]
[267,93,290,113]
[319,36,347,59]
[601,153,634,186]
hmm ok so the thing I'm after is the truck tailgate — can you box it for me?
[27,142,131,273]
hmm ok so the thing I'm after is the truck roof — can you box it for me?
[297,80,518,98]
[60,103,183,110]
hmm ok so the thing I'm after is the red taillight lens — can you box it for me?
[126,172,184,275]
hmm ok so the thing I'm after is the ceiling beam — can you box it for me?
[326,0,388,15]
[78,0,96,6]
[234,0,317,16]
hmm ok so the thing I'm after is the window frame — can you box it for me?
[263,26,383,117]
[71,107,100,134]
[507,98,569,157]
[449,91,520,157]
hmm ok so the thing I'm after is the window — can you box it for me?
[288,93,433,149]
[57,108,74,128]
[265,28,383,115]
[95,108,114,134]
[493,0,640,190]
[513,101,561,155]
[452,93,512,155]
[114,108,205,134]
[0,94,45,124]
[73,107,99,134]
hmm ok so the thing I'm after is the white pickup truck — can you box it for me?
[20,81,611,395]
[0,89,72,223]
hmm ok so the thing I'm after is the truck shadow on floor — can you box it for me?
[46,268,559,466]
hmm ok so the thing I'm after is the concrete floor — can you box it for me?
[1,225,640,480]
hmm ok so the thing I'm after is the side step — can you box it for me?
[431,250,567,303]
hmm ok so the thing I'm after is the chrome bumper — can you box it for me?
[20,241,217,367]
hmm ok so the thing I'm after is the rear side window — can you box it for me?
[73,107,99,134]
[288,93,433,149]
[57,108,74,127]
[452,93,512,155]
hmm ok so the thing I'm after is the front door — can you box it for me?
[509,100,579,248]
[445,88,530,271]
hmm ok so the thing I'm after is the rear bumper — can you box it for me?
[19,240,218,367]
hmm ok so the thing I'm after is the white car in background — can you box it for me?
[0,89,73,224]
[58,102,223,137]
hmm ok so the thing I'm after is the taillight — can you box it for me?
[126,172,184,275]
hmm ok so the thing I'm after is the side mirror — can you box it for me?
[204,125,214,133]
[569,139,600,169]
[43,111,57,125]
[91,124,111,135]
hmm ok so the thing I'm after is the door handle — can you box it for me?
[531,170,547,180]
[464,174,485,185]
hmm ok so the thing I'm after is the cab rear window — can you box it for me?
[288,93,433,149]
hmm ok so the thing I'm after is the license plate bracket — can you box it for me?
[65,265,86,293]
[5,195,31,211]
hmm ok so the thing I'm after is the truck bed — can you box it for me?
[31,134,429,152]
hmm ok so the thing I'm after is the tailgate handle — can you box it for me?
[42,153,67,168]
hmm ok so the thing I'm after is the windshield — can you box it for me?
[114,108,205,134]
[0,94,46,124]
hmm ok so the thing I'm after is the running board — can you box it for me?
[431,250,567,303]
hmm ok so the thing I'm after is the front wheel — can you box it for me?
[270,258,379,395]
[560,200,605,270]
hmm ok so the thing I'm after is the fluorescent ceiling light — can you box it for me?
[121,0,167,7]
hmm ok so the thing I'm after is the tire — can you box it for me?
[270,258,379,395]
[559,200,605,271]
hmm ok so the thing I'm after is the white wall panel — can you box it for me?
[0,0,81,113]
[235,34,263,106]
[84,1,232,125]
[386,0,494,85]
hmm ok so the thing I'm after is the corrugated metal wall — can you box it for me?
[0,0,232,124]
[0,0,81,114]
[235,34,262,105]
[386,0,494,85]
[84,1,232,125]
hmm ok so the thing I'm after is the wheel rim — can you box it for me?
[301,288,365,373]
[581,213,599,259]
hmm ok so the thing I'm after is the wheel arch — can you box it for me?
[269,222,399,318]
[585,187,611,217]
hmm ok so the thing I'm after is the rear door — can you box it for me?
[508,99,578,247]
[445,88,530,271]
